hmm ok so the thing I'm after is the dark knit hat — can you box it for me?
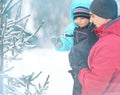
[90,0,118,19]
[73,7,90,19]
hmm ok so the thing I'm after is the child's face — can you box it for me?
[74,17,90,28]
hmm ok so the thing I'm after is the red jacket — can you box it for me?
[78,17,120,95]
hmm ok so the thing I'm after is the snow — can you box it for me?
[7,48,73,95]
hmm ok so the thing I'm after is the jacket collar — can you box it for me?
[94,23,108,37]
[94,17,120,38]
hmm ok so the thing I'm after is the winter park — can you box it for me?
[0,0,120,95]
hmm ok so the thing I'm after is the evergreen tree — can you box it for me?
[0,0,49,94]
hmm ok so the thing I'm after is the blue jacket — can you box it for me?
[56,0,91,51]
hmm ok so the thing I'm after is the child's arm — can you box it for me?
[51,23,75,51]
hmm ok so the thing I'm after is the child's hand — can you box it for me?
[50,36,62,48]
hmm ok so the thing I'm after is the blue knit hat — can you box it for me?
[70,0,91,21]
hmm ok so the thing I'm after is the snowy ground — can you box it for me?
[7,48,73,95]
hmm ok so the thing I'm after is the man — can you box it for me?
[78,0,120,95]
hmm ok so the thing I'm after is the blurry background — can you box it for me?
[3,0,72,48]
[21,0,72,48]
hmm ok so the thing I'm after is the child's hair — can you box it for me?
[73,7,90,19]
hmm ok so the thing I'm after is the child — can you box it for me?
[51,0,98,95]
[68,6,98,95]
[51,0,91,51]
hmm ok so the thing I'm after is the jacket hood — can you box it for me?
[70,0,91,22]
[95,17,120,37]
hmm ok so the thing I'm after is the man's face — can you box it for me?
[89,12,111,28]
